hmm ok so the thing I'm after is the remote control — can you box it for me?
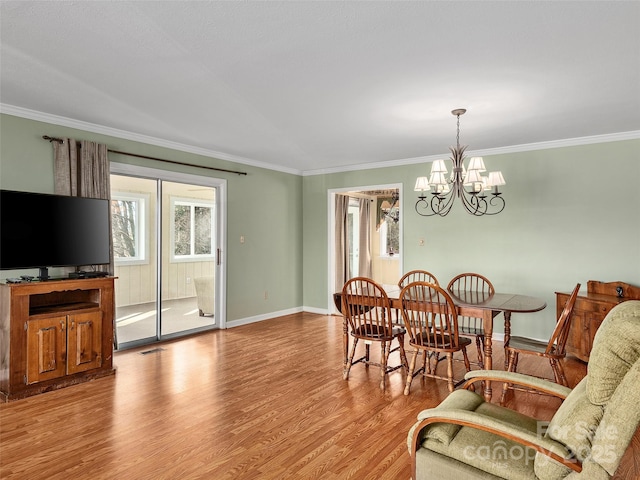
[6,278,22,283]
[20,275,34,281]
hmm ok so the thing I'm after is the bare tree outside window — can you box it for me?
[172,199,214,259]
[387,208,400,255]
[112,199,137,258]
[174,204,191,256]
[194,206,212,255]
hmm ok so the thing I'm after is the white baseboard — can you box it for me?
[227,309,511,345]
[226,306,303,328]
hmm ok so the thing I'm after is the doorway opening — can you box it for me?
[328,184,402,314]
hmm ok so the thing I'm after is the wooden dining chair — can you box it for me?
[395,270,440,322]
[399,281,471,394]
[398,269,439,288]
[341,277,408,390]
[446,273,494,369]
[501,283,581,403]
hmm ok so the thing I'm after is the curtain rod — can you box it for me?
[42,135,247,176]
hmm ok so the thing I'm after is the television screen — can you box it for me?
[0,190,110,272]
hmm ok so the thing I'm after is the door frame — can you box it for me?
[110,162,227,334]
[327,183,403,314]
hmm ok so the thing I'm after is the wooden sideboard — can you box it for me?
[556,280,640,362]
[0,277,116,401]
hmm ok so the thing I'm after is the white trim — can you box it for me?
[226,307,303,328]
[327,183,403,314]
[303,306,331,315]
[1,103,301,176]
[169,196,215,262]
[3,103,638,178]
[112,191,149,265]
[303,130,640,176]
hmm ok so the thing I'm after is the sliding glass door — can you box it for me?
[111,175,158,345]
[160,181,216,337]
[110,165,225,350]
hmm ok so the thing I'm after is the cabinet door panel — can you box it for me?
[67,311,102,374]
[27,316,67,384]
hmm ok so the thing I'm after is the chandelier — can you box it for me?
[414,109,505,217]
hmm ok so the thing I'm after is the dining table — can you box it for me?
[334,286,547,401]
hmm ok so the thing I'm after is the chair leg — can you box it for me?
[380,341,390,390]
[404,349,419,395]
[550,358,568,386]
[556,359,568,387]
[427,352,439,375]
[446,353,455,393]
[501,350,518,405]
[398,334,408,371]
[343,338,359,380]
[461,347,471,372]
[475,335,484,369]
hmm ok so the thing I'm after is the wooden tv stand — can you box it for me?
[0,277,116,401]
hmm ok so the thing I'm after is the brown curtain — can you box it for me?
[358,198,372,278]
[53,138,113,275]
[335,194,350,290]
[53,138,79,196]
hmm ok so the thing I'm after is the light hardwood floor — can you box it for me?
[1,312,638,479]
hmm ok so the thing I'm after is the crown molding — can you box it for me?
[2,103,637,178]
[0,104,303,176]
[301,130,640,176]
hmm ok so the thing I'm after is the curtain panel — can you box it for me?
[335,194,350,290]
[358,198,372,279]
[53,138,113,276]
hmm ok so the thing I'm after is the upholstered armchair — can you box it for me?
[194,276,215,316]
[408,300,640,480]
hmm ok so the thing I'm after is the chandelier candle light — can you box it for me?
[414,109,506,217]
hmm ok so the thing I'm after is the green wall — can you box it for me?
[2,112,639,341]
[303,139,640,340]
[0,114,303,324]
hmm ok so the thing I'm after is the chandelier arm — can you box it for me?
[459,189,488,216]
[483,194,506,215]
[433,190,456,217]
[414,187,456,217]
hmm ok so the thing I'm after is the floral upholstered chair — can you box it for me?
[407,300,640,480]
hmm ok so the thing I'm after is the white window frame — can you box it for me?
[112,192,149,265]
[170,196,215,263]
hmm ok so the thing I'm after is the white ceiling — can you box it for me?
[1,1,639,175]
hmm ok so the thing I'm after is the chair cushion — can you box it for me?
[533,378,604,480]
[421,401,541,480]
[413,389,541,479]
[418,389,484,445]
[589,356,640,477]
[415,447,504,480]
[587,301,640,406]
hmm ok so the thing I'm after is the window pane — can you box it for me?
[174,205,191,255]
[194,206,212,255]
[387,210,400,254]
[112,199,137,258]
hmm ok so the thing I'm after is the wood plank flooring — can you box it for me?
[1,312,638,479]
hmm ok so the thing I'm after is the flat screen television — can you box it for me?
[0,189,110,279]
